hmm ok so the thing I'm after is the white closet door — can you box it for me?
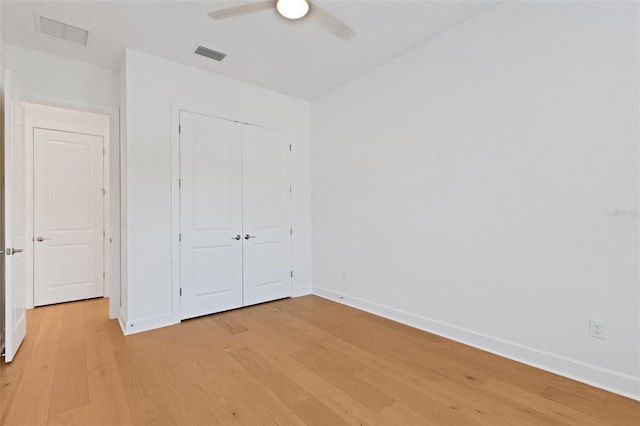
[242,125,292,306]
[180,112,243,320]
[33,129,104,306]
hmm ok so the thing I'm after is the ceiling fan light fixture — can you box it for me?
[276,0,310,20]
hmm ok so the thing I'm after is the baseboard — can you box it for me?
[121,312,177,335]
[313,286,640,401]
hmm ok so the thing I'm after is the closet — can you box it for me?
[179,111,292,320]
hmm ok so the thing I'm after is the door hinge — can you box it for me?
[289,144,292,151]
[101,188,105,196]
[180,288,182,296]
[102,147,105,156]
[103,271,105,278]
[103,230,106,238]
[290,270,293,278]
[179,125,181,134]
[290,228,293,236]
[178,178,181,188]
[289,185,292,194]
[179,233,182,242]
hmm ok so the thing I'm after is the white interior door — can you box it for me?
[242,125,292,306]
[3,71,27,362]
[180,112,243,320]
[33,128,104,306]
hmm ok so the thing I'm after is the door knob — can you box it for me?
[36,236,50,242]
[244,234,256,240]
[0,248,23,255]
[232,234,241,240]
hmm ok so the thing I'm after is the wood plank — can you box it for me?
[49,302,89,416]
[47,405,91,426]
[0,305,46,378]
[110,345,162,404]
[2,306,63,425]
[159,386,221,426]
[82,298,110,335]
[2,296,638,426]
[379,402,441,426]
[481,378,609,426]
[0,305,46,424]
[85,331,133,426]
[303,341,484,425]
[213,314,249,335]
[290,346,396,413]
[605,393,640,421]
[271,353,384,425]
[228,346,312,407]
[237,386,307,426]
[541,385,639,426]
[290,397,350,426]
[127,391,177,426]
[210,401,263,426]
[0,371,23,425]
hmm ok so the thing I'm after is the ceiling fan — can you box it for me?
[208,0,356,41]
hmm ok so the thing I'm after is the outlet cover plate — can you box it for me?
[589,318,606,339]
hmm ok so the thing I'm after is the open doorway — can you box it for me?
[24,103,116,314]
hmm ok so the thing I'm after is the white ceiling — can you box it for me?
[1,0,500,100]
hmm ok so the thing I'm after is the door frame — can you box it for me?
[170,103,293,324]
[24,101,119,318]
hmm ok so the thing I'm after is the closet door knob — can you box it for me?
[232,235,241,240]
[244,234,256,240]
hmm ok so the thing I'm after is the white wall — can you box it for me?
[5,45,121,318]
[311,1,640,399]
[4,45,119,108]
[121,49,312,333]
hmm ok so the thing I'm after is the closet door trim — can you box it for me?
[170,104,293,323]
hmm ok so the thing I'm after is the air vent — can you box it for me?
[194,45,226,62]
[39,16,89,46]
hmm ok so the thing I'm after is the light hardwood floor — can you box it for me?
[1,296,639,425]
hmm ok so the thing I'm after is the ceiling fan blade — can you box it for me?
[208,1,276,20]
[309,3,356,41]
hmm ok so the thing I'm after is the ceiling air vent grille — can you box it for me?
[194,45,227,62]
[39,16,89,46]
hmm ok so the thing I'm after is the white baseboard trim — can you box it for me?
[313,286,640,401]
[120,312,177,335]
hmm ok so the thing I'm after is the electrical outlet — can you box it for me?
[589,318,606,339]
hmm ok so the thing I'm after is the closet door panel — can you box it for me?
[180,112,243,320]
[242,126,292,306]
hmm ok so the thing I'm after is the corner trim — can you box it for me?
[121,313,177,336]
[118,308,128,335]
